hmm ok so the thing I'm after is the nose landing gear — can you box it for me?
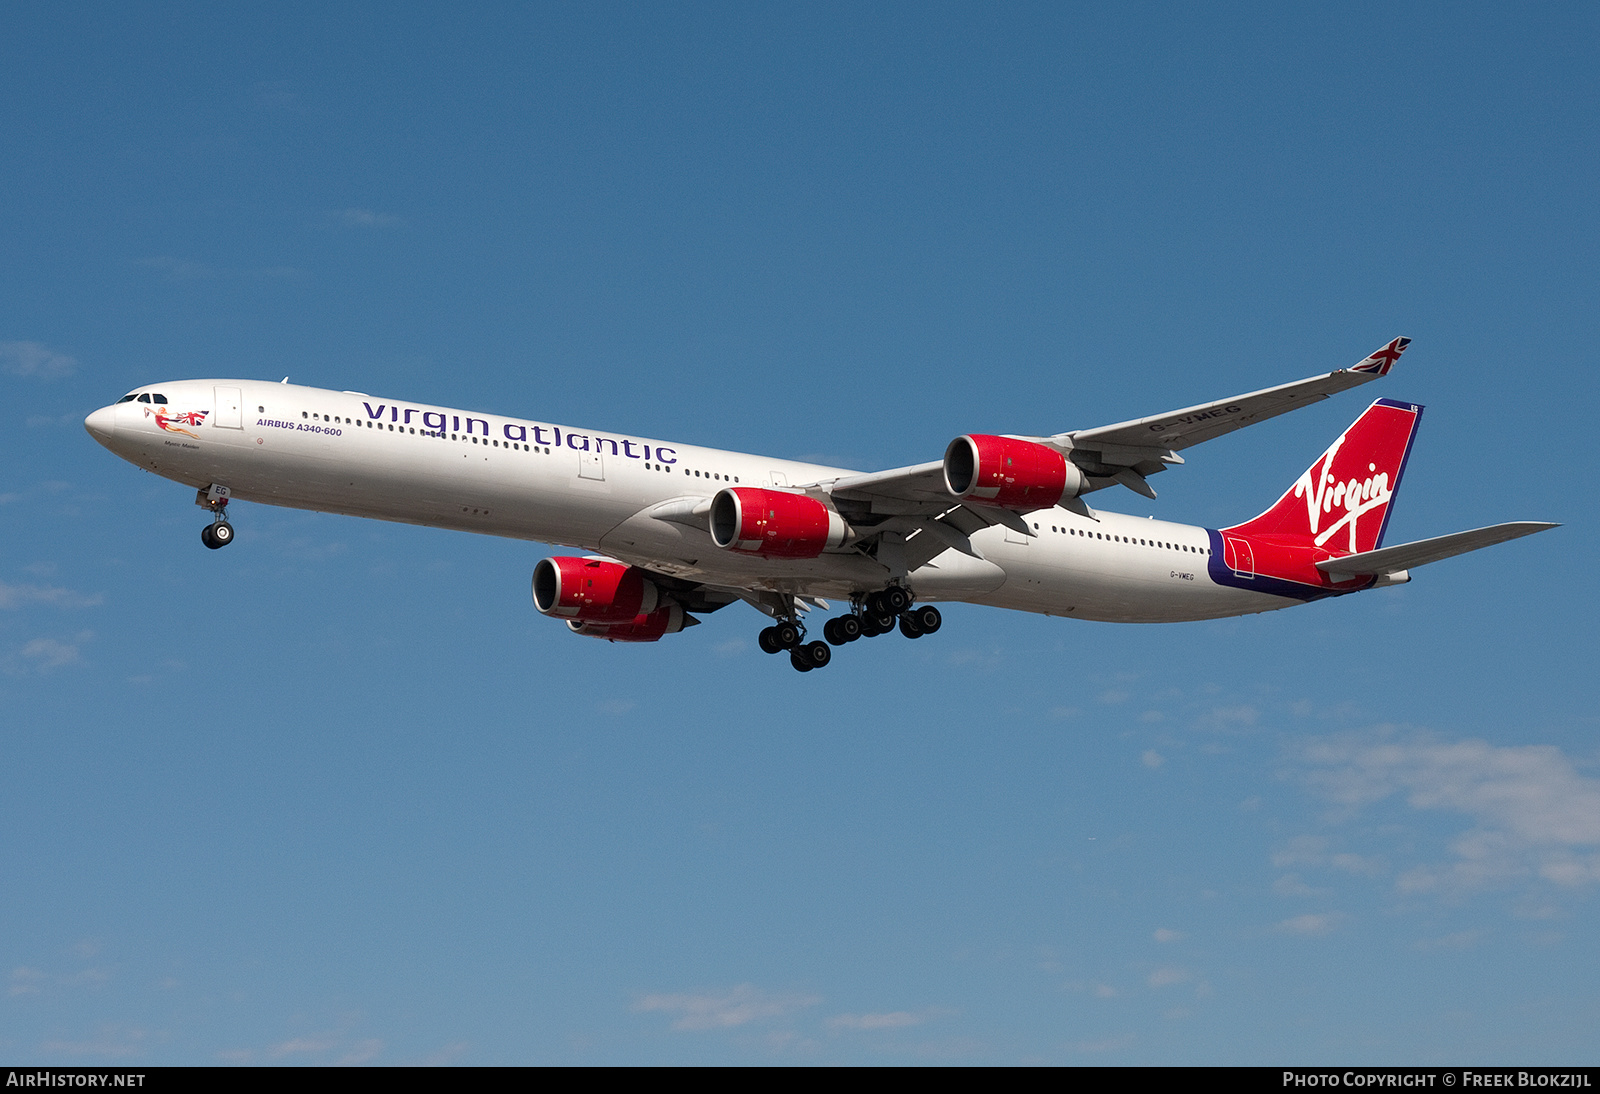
[197,484,235,549]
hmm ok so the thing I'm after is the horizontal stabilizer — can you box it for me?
[1315,521,1558,579]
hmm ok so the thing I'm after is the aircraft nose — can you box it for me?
[84,405,116,443]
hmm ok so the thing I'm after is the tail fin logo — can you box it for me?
[1224,399,1421,557]
[1293,431,1394,552]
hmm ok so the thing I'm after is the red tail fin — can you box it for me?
[1224,399,1422,555]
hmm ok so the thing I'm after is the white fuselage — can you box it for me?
[86,379,1296,625]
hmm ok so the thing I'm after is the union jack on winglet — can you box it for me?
[1350,336,1411,376]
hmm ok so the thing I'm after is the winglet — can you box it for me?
[1349,337,1411,377]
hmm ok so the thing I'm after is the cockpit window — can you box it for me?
[117,393,139,403]
[151,393,167,404]
[137,394,151,403]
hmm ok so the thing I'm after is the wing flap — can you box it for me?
[1315,521,1558,578]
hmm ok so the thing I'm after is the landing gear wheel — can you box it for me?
[758,626,784,654]
[870,613,896,634]
[913,605,941,633]
[210,520,234,547]
[789,649,813,672]
[837,614,862,643]
[882,586,912,613]
[795,641,831,669]
[898,612,924,639]
[823,618,844,645]
[773,621,801,649]
[201,524,218,549]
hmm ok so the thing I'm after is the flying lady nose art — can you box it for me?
[147,405,209,440]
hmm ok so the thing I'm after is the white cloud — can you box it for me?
[635,984,822,1031]
[39,1027,148,1058]
[1147,966,1190,988]
[1273,873,1321,897]
[414,1041,470,1067]
[1152,928,1184,943]
[1199,704,1258,729]
[337,1039,384,1065]
[1141,749,1165,769]
[1277,912,1345,936]
[0,341,76,379]
[1299,728,1600,895]
[0,580,102,610]
[271,1035,340,1057]
[9,967,45,996]
[12,635,87,671]
[1272,835,1329,868]
[826,1010,932,1031]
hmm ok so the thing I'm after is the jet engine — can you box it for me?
[709,487,848,559]
[943,434,1086,509]
[532,556,661,623]
[566,603,688,642]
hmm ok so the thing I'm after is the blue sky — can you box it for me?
[2,2,1596,1065]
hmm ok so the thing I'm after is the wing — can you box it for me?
[1315,522,1558,580]
[1046,337,1411,499]
[1064,337,1411,455]
[811,337,1413,523]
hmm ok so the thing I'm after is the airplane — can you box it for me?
[83,337,1555,672]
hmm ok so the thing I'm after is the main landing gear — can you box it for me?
[757,587,942,672]
[197,484,235,550]
[757,619,832,672]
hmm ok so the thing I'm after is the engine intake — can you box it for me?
[709,487,847,559]
[943,434,1085,509]
[532,556,660,623]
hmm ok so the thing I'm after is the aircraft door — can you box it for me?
[1225,536,1255,578]
[578,450,604,481]
[213,386,243,429]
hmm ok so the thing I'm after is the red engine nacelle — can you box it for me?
[709,487,847,559]
[943,434,1085,509]
[532,556,660,623]
[566,603,687,643]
